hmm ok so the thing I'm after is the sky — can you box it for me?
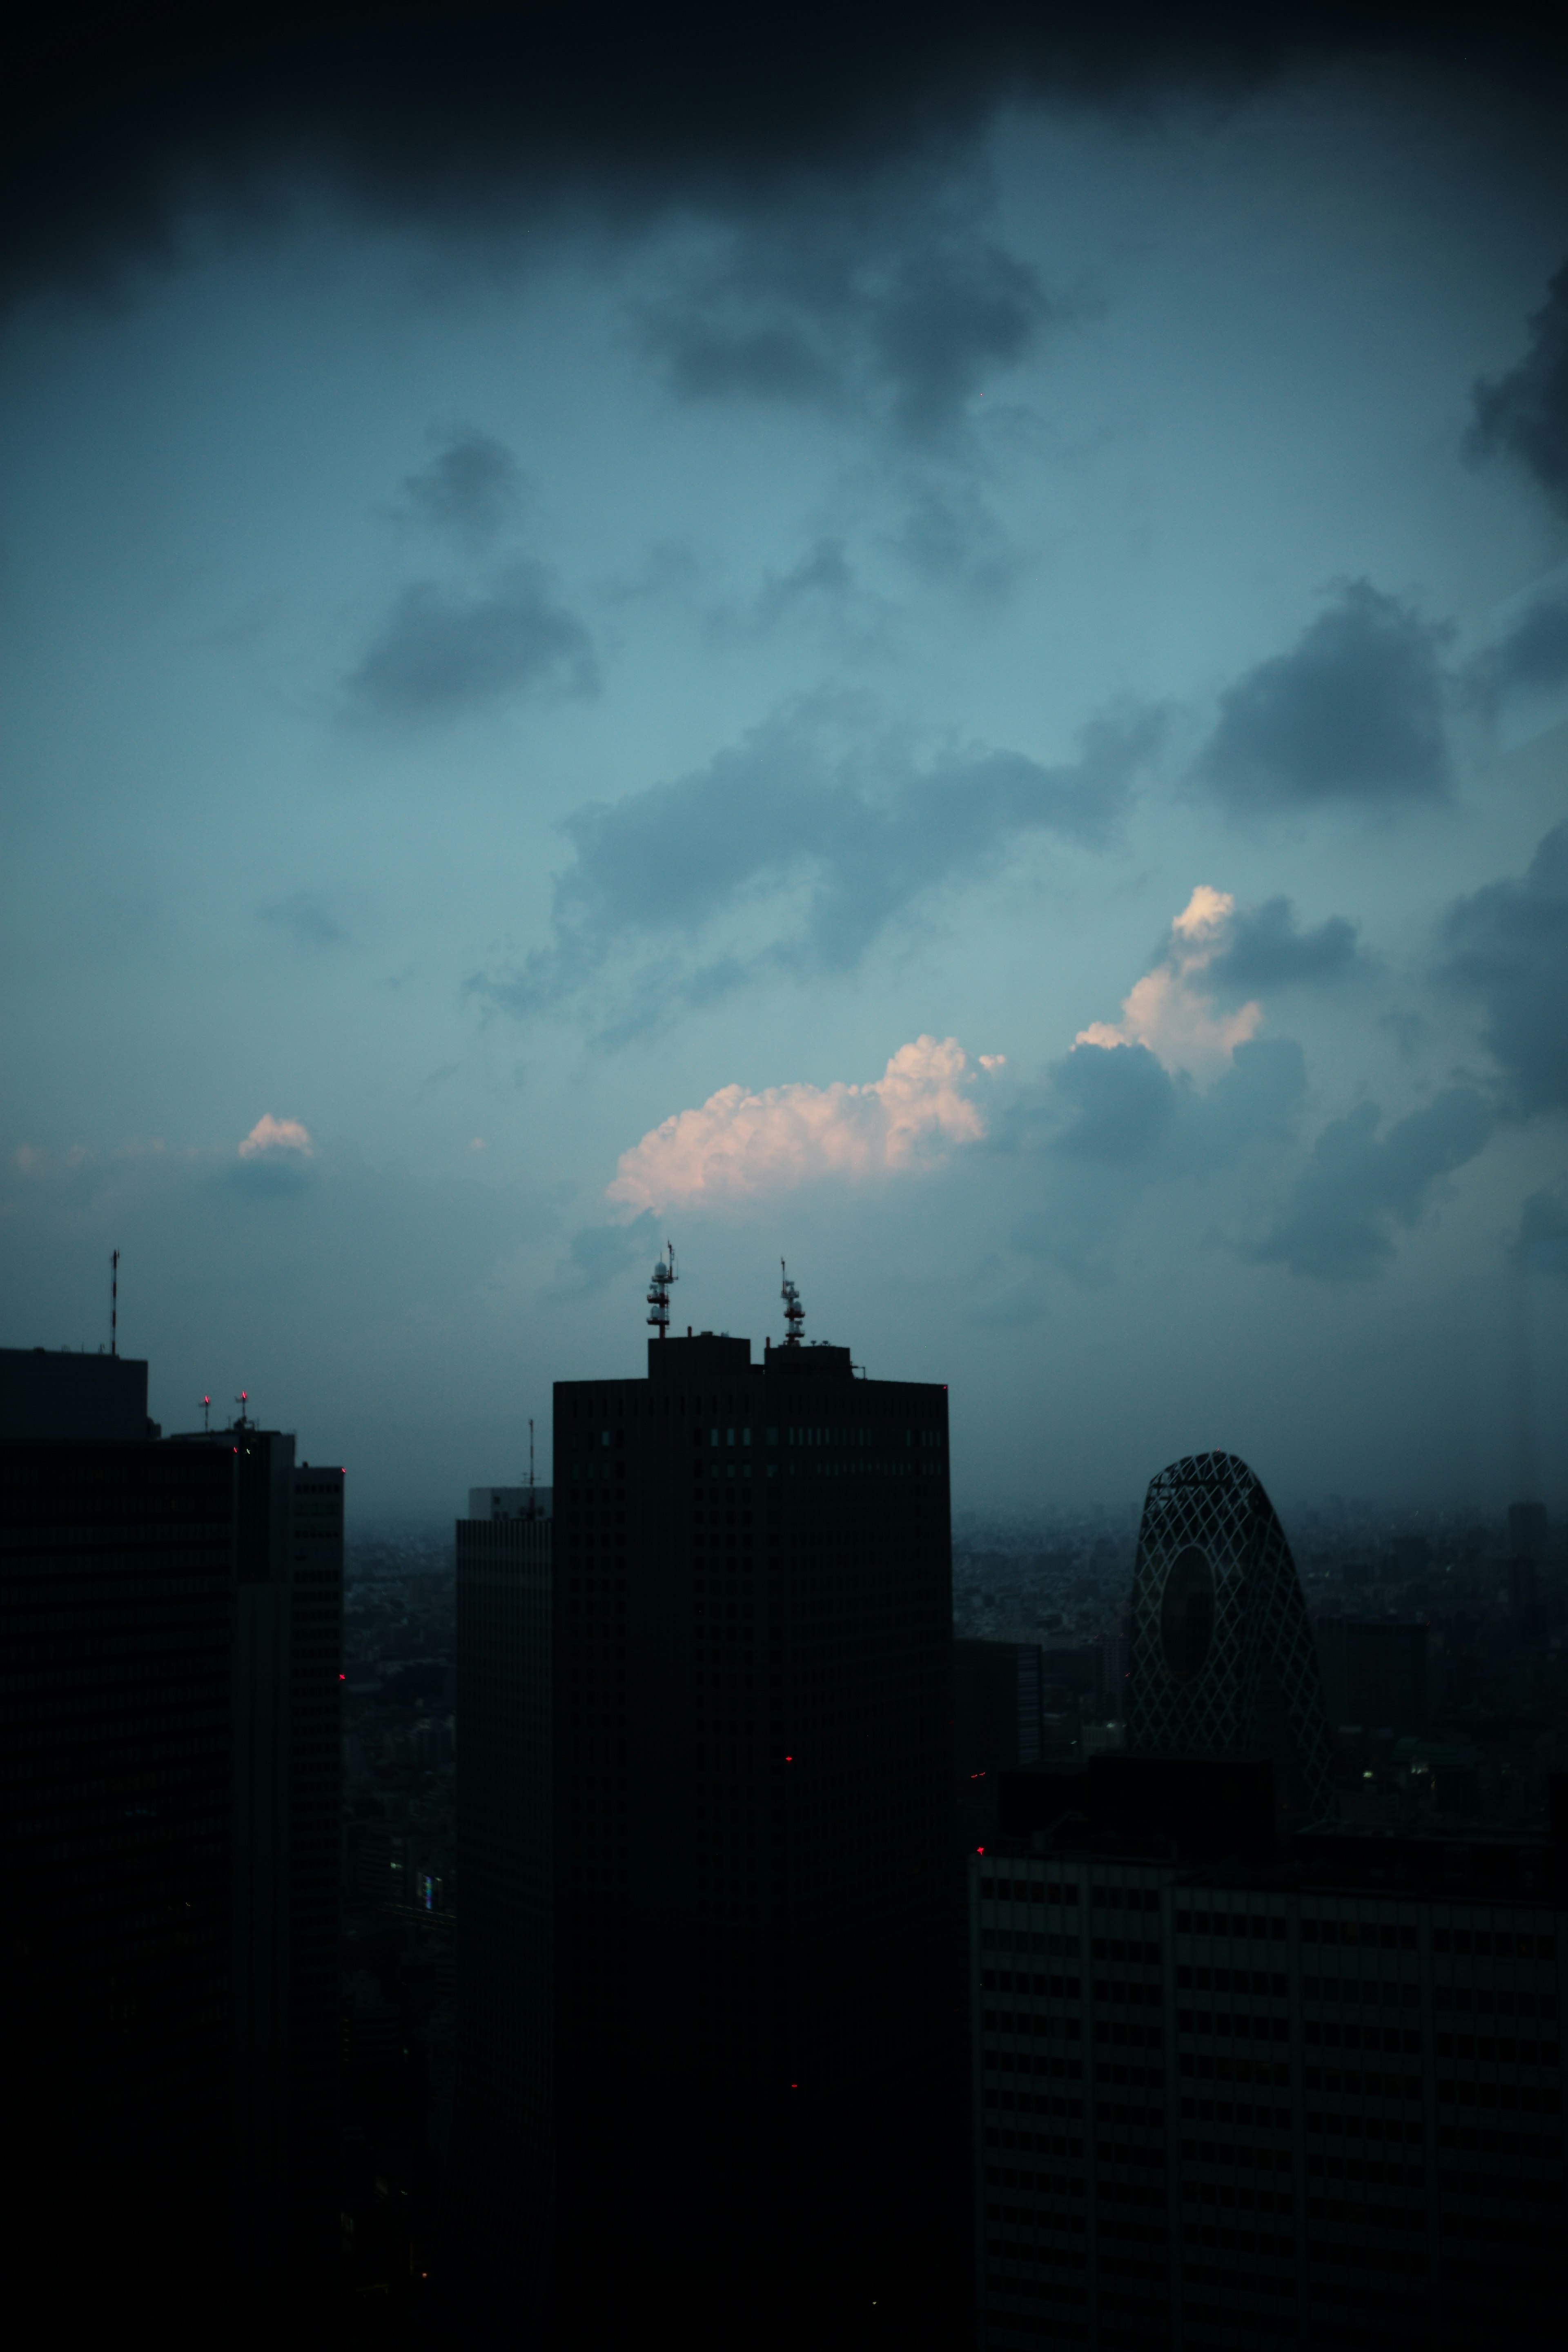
[3,7,1567,1521]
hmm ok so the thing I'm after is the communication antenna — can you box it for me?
[647,1242,678,1339]
[110,1250,119,1356]
[780,1260,804,1347]
[201,1394,211,1433]
[234,1391,250,1430]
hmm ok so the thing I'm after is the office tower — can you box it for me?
[454,1485,554,2283]
[0,1348,343,2338]
[972,1752,1567,2352]
[1126,1452,1334,1826]
[956,1638,1046,1852]
[468,1483,553,1521]
[456,1287,958,2348]
[1507,1501,1549,1561]
[1315,1618,1430,1734]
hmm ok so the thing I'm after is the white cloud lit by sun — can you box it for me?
[1075,887,1262,1081]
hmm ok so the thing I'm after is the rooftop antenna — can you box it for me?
[110,1250,119,1356]
[201,1394,211,1433]
[647,1242,677,1340]
[234,1391,249,1430]
[780,1260,804,1348]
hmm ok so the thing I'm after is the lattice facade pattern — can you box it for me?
[1126,1450,1334,1825]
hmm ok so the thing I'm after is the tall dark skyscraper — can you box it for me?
[1126,1451,1334,1826]
[0,1348,343,2340]
[456,1274,960,2348]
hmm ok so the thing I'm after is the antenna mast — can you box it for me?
[647,1242,678,1340]
[780,1260,804,1347]
[201,1394,211,1433]
[110,1250,118,1356]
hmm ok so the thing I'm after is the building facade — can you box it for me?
[1127,1453,1334,1826]
[456,1309,962,2347]
[1,1351,343,2338]
[972,1754,1566,2352]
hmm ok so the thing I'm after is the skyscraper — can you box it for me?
[455,1272,961,2348]
[972,1752,1567,2352]
[1126,1452,1334,1826]
[0,1349,343,2339]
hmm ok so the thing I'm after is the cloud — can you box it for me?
[1075,885,1263,1078]
[1473,560,1568,750]
[1467,258,1568,515]
[1256,1087,1495,1280]
[1192,581,1452,811]
[891,478,1021,597]
[239,1114,314,1159]
[5,9,1560,314]
[472,697,1161,1027]
[1050,1041,1177,1164]
[1204,896,1364,996]
[607,1036,993,1211]
[258,890,348,949]
[347,565,597,716]
[636,171,1054,441]
[1442,821,1568,1114]
[399,428,523,539]
[545,1207,660,1299]
[1513,1178,1568,1278]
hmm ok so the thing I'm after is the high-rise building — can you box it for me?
[972,1752,1566,2352]
[0,1349,342,2339]
[1126,1452,1334,1826]
[956,1638,1046,1852]
[455,1282,961,2348]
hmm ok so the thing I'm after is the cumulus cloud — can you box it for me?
[1467,258,1568,516]
[1442,820,1568,1114]
[1192,581,1452,811]
[1205,896,1364,997]
[546,1207,660,1298]
[239,1114,314,1158]
[347,565,597,716]
[1256,1087,1494,1281]
[1075,886,1263,1078]
[473,699,1160,1030]
[399,428,523,539]
[606,1036,994,1211]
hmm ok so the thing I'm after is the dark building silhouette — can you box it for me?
[1127,1452,1334,1826]
[956,1638,1046,1853]
[0,1348,342,2340]
[973,1753,1567,2352]
[455,1297,960,2348]
[1315,1617,1430,1733]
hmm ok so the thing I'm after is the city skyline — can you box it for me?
[3,13,1567,1520]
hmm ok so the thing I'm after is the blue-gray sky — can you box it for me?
[3,10,1566,1519]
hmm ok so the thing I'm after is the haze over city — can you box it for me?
[4,7,1566,1520]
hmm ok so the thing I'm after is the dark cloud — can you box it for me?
[1512,1177,1568,1277]
[258,890,349,949]
[1256,1086,1494,1280]
[1206,897,1364,996]
[347,565,597,716]
[1467,259,1568,514]
[1442,820,1568,1114]
[471,697,1162,1025]
[400,429,523,539]
[1193,581,1452,811]
[1466,569,1568,747]
[9,7,1561,313]
[637,179,1053,441]
[1051,1043,1177,1163]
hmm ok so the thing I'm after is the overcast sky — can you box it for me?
[3,10,1567,1521]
